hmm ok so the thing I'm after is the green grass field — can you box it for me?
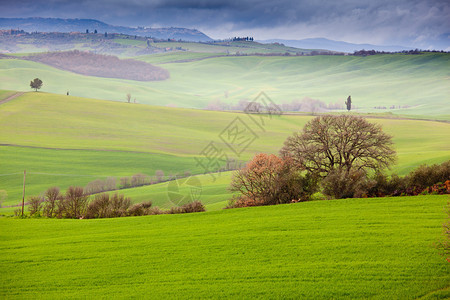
[1,52,448,119]
[1,42,450,299]
[1,91,449,211]
[135,51,228,64]
[1,195,449,298]
[0,89,16,100]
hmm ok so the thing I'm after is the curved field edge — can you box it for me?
[0,195,449,298]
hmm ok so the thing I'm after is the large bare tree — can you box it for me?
[280,115,396,178]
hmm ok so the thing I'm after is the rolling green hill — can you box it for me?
[0,91,449,211]
[1,52,448,120]
[1,195,449,298]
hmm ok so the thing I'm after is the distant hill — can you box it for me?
[0,17,212,42]
[260,38,413,53]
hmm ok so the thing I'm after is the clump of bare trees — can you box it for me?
[280,97,329,114]
[205,97,345,113]
[22,185,205,219]
[229,115,450,208]
[85,193,131,218]
[84,177,117,195]
[228,115,397,207]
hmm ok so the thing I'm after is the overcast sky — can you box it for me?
[1,0,449,48]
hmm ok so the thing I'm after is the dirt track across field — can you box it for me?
[0,92,25,105]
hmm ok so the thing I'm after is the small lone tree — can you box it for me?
[345,95,352,111]
[30,78,43,91]
[126,93,131,103]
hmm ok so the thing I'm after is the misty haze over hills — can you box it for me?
[0,18,212,42]
[260,38,414,53]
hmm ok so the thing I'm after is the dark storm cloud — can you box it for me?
[1,0,449,48]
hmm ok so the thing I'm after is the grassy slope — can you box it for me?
[1,38,304,56]
[1,195,449,298]
[134,51,227,64]
[0,92,449,209]
[149,41,307,54]
[0,53,448,119]
[118,172,234,210]
[0,89,16,100]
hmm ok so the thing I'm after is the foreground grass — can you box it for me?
[1,195,449,298]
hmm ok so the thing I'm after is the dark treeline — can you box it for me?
[352,49,448,56]
[231,37,254,41]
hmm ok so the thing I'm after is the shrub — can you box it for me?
[14,208,22,217]
[84,177,117,195]
[54,196,67,219]
[229,154,318,207]
[226,195,264,208]
[85,193,131,218]
[109,193,131,217]
[407,161,450,191]
[85,193,110,219]
[131,173,150,187]
[64,186,89,219]
[128,201,153,216]
[166,201,206,214]
[155,170,165,183]
[365,172,408,197]
[179,201,205,213]
[120,177,131,189]
[166,206,182,214]
[321,169,368,199]
[389,174,409,196]
[28,196,43,217]
[43,187,62,217]
[146,207,164,215]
